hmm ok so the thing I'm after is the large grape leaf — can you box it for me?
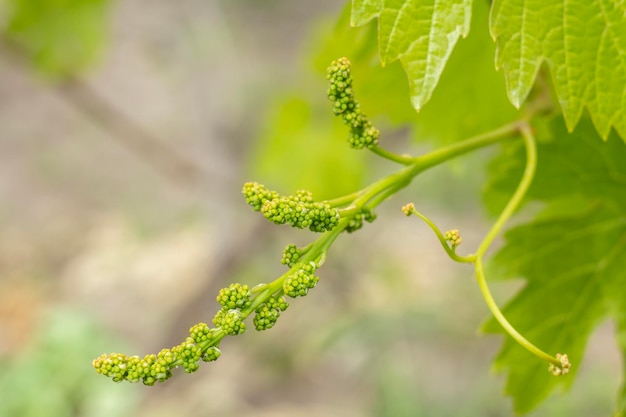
[490,0,626,141]
[483,118,626,413]
[351,0,472,111]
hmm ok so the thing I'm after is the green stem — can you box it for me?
[370,145,414,165]
[475,123,536,258]
[475,258,559,365]
[407,208,475,263]
[363,181,407,210]
[330,121,523,216]
[350,122,522,212]
[243,216,350,317]
[409,121,522,169]
[471,124,561,367]
[327,191,361,207]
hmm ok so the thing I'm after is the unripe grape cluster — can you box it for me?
[283,262,320,298]
[345,208,377,233]
[281,244,303,267]
[214,283,251,335]
[327,57,380,149]
[445,229,462,247]
[253,295,289,331]
[213,308,246,335]
[94,284,255,385]
[92,322,221,386]
[95,58,393,388]
[243,182,339,232]
[548,353,572,376]
[217,283,252,310]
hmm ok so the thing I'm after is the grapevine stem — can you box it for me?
[472,123,562,367]
[327,192,361,207]
[348,121,522,211]
[406,208,475,263]
[370,145,415,165]
[244,122,546,364]
[474,258,558,364]
[475,123,536,258]
[409,121,522,169]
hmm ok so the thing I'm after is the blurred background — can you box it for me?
[0,0,620,416]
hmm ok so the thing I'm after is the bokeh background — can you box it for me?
[0,1,621,416]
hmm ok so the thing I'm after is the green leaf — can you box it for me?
[411,0,516,144]
[351,0,384,26]
[351,0,472,111]
[5,0,111,78]
[490,0,626,140]
[484,117,626,215]
[483,118,626,413]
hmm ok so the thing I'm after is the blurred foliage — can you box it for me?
[0,308,139,417]
[3,0,111,78]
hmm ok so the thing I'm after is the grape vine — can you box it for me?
[93,58,571,387]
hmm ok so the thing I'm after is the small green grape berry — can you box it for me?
[281,244,302,267]
[549,353,571,376]
[189,322,217,345]
[283,264,320,298]
[152,348,176,383]
[253,304,280,331]
[444,229,462,247]
[364,210,377,223]
[202,346,221,362]
[349,121,380,149]
[345,208,377,233]
[139,354,157,386]
[217,283,251,310]
[295,189,314,203]
[269,295,289,312]
[124,355,143,383]
[174,338,202,373]
[402,203,415,216]
[308,203,340,232]
[253,295,289,331]
[93,352,129,382]
[213,308,246,335]
[242,182,279,211]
